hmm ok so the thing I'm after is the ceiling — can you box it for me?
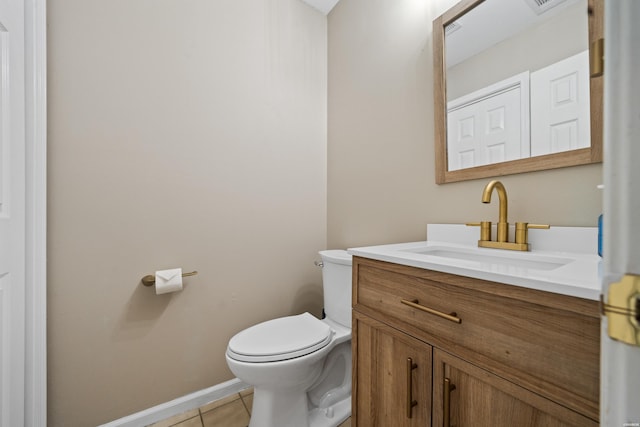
[300,0,341,15]
[446,0,583,67]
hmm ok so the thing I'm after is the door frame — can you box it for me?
[600,1,640,426]
[24,0,47,424]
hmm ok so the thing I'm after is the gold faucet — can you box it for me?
[468,180,549,251]
[482,180,509,243]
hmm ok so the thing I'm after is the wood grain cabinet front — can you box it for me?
[353,313,432,427]
[351,256,600,427]
[433,349,598,427]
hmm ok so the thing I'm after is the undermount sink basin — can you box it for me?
[401,246,574,271]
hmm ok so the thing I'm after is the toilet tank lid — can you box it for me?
[319,250,352,266]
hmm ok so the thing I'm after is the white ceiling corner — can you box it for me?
[300,0,341,15]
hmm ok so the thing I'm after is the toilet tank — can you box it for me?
[319,250,353,328]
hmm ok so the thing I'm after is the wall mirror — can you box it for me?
[433,0,602,184]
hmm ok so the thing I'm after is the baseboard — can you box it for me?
[98,378,249,427]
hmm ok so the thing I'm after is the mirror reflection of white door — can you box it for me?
[0,0,25,425]
[530,50,591,157]
[447,72,530,171]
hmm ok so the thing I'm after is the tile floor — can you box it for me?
[148,388,352,427]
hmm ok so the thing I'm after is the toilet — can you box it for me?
[225,250,352,427]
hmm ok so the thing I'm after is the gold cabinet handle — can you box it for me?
[401,299,462,324]
[443,377,456,427]
[406,358,418,418]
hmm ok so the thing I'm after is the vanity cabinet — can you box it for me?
[351,256,600,427]
[354,314,432,426]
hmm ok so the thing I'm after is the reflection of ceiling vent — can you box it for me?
[523,0,568,15]
[445,21,462,36]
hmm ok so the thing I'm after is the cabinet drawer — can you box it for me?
[352,257,600,421]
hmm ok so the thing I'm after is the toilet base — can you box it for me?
[249,387,308,427]
[309,395,351,427]
[247,388,350,427]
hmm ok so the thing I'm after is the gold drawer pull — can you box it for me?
[401,299,462,324]
[406,358,418,418]
[443,377,456,427]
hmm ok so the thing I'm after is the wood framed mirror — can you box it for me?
[433,0,602,184]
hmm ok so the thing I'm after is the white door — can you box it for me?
[0,0,25,425]
[600,2,640,426]
[530,50,591,157]
[447,72,530,171]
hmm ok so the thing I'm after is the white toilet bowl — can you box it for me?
[226,314,351,427]
[225,250,353,427]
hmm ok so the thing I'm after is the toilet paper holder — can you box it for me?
[141,270,198,287]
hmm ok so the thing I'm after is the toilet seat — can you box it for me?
[227,313,332,363]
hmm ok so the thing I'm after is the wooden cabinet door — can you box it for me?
[432,349,598,427]
[353,313,432,427]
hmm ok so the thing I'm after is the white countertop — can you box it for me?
[348,224,602,301]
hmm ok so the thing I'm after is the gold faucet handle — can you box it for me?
[527,224,550,230]
[466,221,492,241]
[515,222,550,245]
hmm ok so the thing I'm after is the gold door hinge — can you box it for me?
[601,274,640,346]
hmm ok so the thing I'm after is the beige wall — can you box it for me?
[47,1,327,425]
[327,0,602,250]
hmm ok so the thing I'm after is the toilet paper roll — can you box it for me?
[155,268,183,295]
